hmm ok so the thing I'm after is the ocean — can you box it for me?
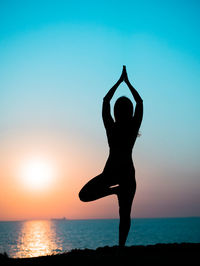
[0,217,200,258]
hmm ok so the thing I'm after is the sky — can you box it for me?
[0,0,200,220]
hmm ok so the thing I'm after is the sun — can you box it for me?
[20,157,55,191]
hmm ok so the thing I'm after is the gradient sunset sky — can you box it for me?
[0,0,200,220]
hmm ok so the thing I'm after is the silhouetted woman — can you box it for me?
[79,66,143,246]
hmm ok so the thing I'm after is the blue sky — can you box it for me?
[0,0,200,219]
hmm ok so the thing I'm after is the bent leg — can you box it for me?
[118,185,136,246]
[79,174,118,202]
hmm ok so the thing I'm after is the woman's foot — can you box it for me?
[110,185,120,199]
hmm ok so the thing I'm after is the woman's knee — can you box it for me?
[79,174,104,202]
[79,187,89,202]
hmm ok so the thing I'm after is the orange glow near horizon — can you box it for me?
[0,133,116,221]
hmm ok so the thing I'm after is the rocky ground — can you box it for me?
[0,243,199,266]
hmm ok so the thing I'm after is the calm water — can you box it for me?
[0,217,200,258]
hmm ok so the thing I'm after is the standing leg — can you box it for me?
[118,185,135,246]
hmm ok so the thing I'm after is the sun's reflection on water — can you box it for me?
[14,220,62,258]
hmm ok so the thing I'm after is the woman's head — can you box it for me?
[114,96,133,122]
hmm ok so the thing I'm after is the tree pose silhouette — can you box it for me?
[79,66,143,246]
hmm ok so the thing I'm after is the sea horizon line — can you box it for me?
[0,216,200,222]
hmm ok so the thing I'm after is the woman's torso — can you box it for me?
[103,120,138,185]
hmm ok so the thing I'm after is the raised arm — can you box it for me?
[103,76,123,102]
[123,66,143,103]
[123,66,143,129]
[102,74,123,130]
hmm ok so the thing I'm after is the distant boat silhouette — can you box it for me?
[51,217,67,221]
